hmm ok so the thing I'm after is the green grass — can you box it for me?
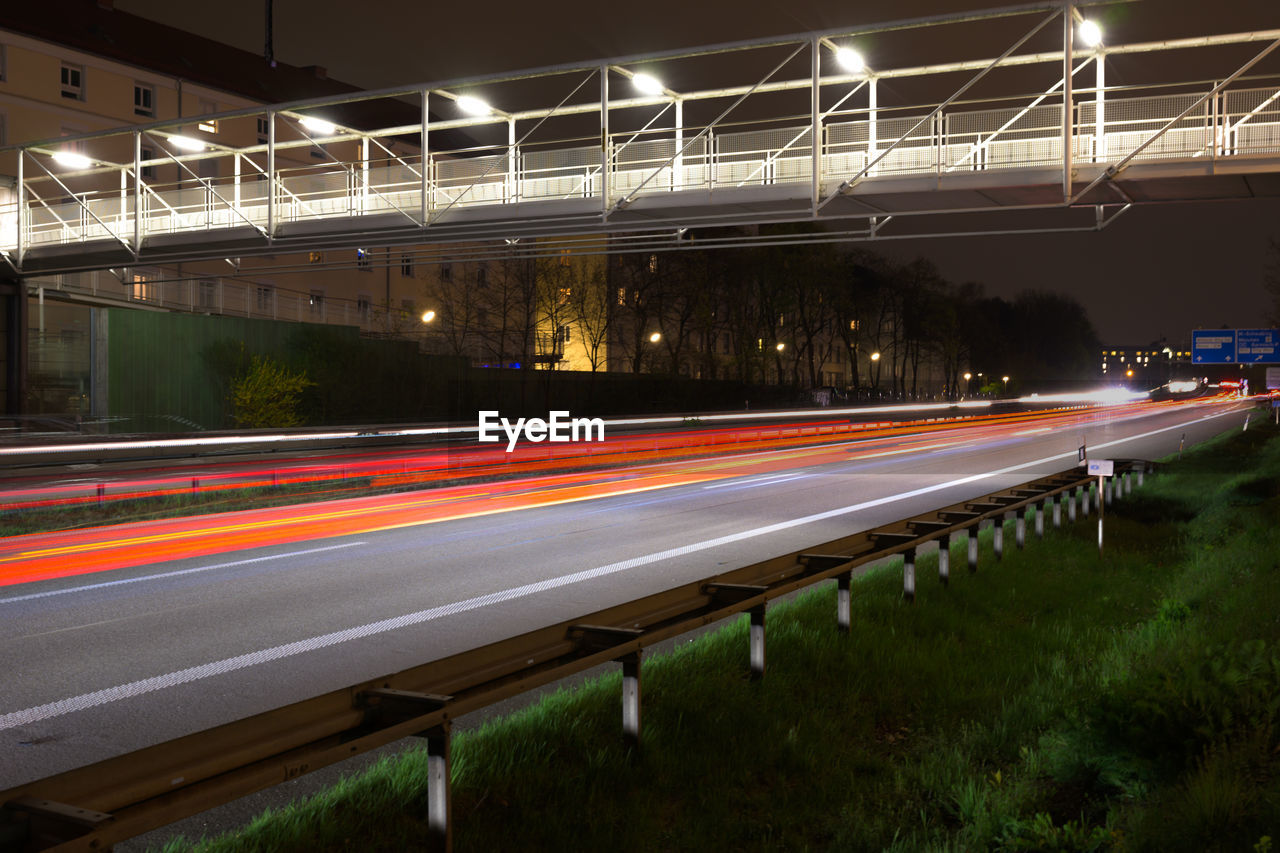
[159,415,1280,852]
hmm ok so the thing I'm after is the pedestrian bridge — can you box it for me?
[4,4,1279,275]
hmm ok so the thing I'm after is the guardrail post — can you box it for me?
[1138,467,1145,488]
[1068,488,1077,522]
[427,722,452,853]
[620,651,642,748]
[1125,470,1133,496]
[968,525,979,573]
[1080,485,1091,517]
[1053,494,1062,528]
[1016,508,1027,550]
[993,516,1004,561]
[937,534,950,585]
[837,573,852,632]
[1035,500,1045,539]
[1104,476,1113,505]
[749,605,766,679]
[903,547,916,603]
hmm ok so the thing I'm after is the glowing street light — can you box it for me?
[300,116,336,135]
[1079,20,1103,48]
[421,310,436,324]
[52,150,92,169]
[776,342,786,352]
[456,95,492,117]
[835,47,865,73]
[649,332,662,343]
[631,73,664,96]
[869,351,881,362]
[169,135,206,152]
[963,372,972,381]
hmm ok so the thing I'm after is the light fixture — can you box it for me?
[300,116,336,135]
[836,47,866,73]
[456,95,492,116]
[963,372,972,381]
[421,310,436,324]
[1079,20,1103,48]
[169,135,206,152]
[649,332,662,343]
[52,150,92,169]
[1002,375,1010,383]
[870,351,881,362]
[776,342,786,352]
[631,72,663,96]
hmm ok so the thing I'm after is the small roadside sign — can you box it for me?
[1268,367,1280,391]
[1087,459,1114,477]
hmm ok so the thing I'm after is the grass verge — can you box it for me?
[162,416,1280,852]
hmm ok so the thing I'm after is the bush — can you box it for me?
[230,356,315,428]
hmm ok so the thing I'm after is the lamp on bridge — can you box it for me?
[1079,19,1103,48]
[631,73,664,96]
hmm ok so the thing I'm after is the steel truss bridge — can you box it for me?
[2,1,1279,277]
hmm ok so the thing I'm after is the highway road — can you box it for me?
[0,397,1251,790]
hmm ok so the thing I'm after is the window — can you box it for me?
[309,251,324,264]
[400,254,413,278]
[356,248,371,270]
[134,83,155,117]
[559,249,571,267]
[140,147,155,180]
[310,147,326,160]
[198,280,218,309]
[197,99,217,134]
[130,272,154,302]
[648,253,658,273]
[557,324,571,344]
[357,294,371,320]
[476,266,487,287]
[0,114,6,147]
[257,117,269,135]
[0,45,7,82]
[309,289,325,315]
[61,63,84,100]
[255,285,273,312]
[440,263,452,282]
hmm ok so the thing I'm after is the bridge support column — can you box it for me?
[903,547,916,603]
[1125,471,1133,496]
[1080,485,1090,517]
[836,573,852,632]
[1,278,28,417]
[1053,495,1061,529]
[1104,477,1113,506]
[1035,500,1045,539]
[937,534,950,586]
[426,723,452,853]
[993,516,1004,561]
[968,525,979,573]
[1068,489,1077,522]
[620,652,642,748]
[1138,468,1145,488]
[1016,508,1027,550]
[749,605,766,679]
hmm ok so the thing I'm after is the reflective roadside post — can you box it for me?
[1087,459,1114,556]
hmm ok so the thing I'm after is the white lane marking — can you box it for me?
[0,542,367,606]
[0,407,1240,730]
[701,473,808,490]
[1015,427,1051,435]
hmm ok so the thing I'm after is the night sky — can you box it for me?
[112,0,1280,347]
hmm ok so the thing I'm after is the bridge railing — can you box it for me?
[8,84,1280,254]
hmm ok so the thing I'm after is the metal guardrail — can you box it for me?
[0,460,1153,851]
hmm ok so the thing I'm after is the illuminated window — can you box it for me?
[197,99,217,134]
[61,64,84,100]
[130,272,154,302]
[309,251,324,264]
[648,254,658,273]
[309,289,325,315]
[559,249,571,267]
[356,249,371,270]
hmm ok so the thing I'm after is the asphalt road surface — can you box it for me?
[0,398,1249,792]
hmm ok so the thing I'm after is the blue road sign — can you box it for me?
[1192,330,1236,364]
[1236,329,1280,363]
